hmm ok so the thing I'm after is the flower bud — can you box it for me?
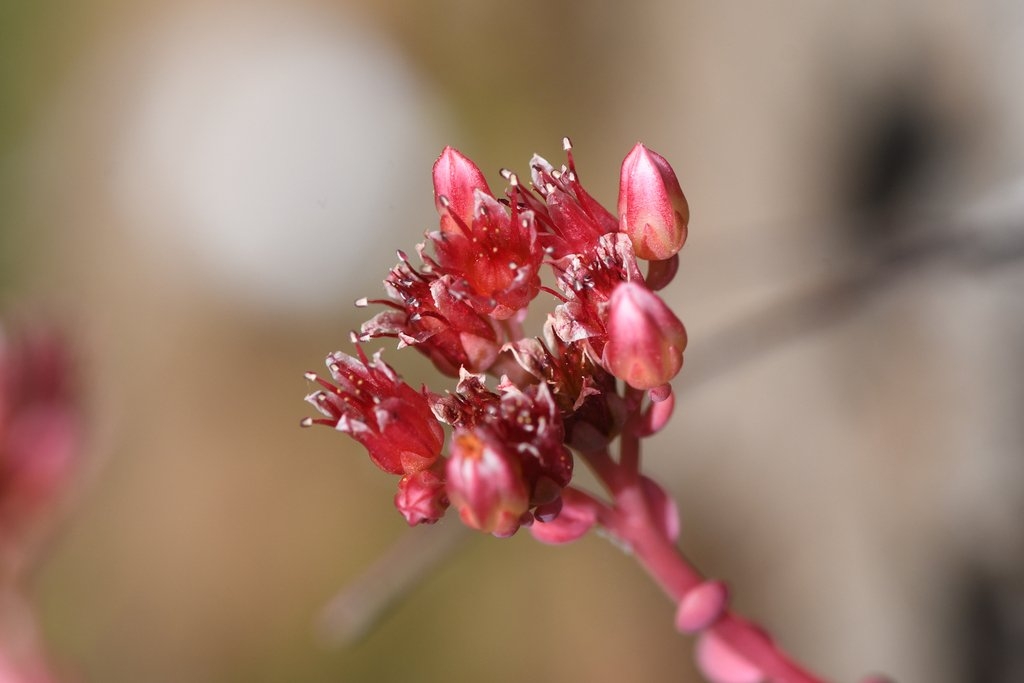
[445,429,529,537]
[641,475,680,542]
[530,488,597,545]
[602,281,687,390]
[394,469,449,525]
[675,580,729,633]
[432,146,491,237]
[618,143,689,261]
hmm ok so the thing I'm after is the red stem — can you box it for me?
[590,434,827,683]
[614,504,825,683]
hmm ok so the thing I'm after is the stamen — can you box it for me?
[540,286,568,303]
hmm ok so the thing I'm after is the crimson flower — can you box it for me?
[304,346,443,475]
[427,147,544,320]
[358,251,501,377]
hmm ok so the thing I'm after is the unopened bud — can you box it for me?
[394,469,449,525]
[618,143,689,261]
[446,429,529,537]
[530,488,597,545]
[602,281,687,390]
[675,580,729,633]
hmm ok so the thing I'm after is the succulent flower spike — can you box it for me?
[304,140,834,683]
[303,346,444,475]
[618,143,689,261]
[602,281,687,390]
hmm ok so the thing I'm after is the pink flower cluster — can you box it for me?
[0,327,78,548]
[304,140,851,683]
[0,325,79,683]
[304,139,688,538]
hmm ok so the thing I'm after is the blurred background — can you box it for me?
[2,0,1023,681]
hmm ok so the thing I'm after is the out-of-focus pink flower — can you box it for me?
[0,327,78,542]
[304,347,443,475]
[618,142,689,261]
[602,281,687,390]
[394,469,449,526]
[445,429,529,537]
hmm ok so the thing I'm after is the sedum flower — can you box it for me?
[428,147,544,320]
[515,138,619,259]
[304,346,443,475]
[618,142,689,261]
[358,251,502,377]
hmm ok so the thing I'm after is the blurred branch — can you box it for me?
[685,207,1024,393]
[317,520,470,645]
